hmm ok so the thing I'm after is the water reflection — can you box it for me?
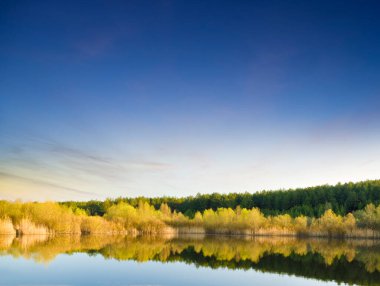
[1,234,380,285]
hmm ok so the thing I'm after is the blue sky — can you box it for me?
[1,0,380,201]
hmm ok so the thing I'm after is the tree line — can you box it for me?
[1,180,380,237]
[62,180,380,218]
[1,199,380,237]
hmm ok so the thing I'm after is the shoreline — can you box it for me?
[2,227,380,240]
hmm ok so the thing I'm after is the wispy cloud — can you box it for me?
[0,133,176,200]
[0,171,96,197]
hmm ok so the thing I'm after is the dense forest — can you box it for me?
[1,180,380,237]
[62,180,380,218]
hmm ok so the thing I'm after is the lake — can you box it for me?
[0,235,379,286]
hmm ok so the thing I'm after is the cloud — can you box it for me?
[0,171,96,197]
[45,142,173,178]
[2,134,173,176]
[0,133,177,200]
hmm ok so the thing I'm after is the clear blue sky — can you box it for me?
[1,0,380,201]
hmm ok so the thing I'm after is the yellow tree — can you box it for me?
[318,209,343,237]
[193,211,203,226]
[294,216,308,234]
[105,202,138,230]
[343,213,356,235]
[244,208,266,232]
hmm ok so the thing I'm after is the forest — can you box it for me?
[0,180,380,237]
[62,180,380,218]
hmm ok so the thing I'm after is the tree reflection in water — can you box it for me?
[1,234,380,285]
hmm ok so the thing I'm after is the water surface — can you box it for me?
[0,235,379,286]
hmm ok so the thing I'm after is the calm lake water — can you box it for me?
[0,235,379,286]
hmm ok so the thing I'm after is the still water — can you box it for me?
[0,234,379,286]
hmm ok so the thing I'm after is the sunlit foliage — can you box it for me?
[1,198,380,237]
[63,180,380,218]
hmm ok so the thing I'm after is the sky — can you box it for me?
[1,0,380,201]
